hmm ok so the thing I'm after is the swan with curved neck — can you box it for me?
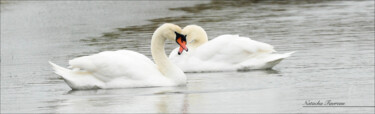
[49,23,188,90]
[169,25,294,72]
[180,25,208,49]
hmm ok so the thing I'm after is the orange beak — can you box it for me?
[175,32,188,55]
[176,37,188,55]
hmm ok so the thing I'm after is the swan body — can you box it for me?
[50,23,187,90]
[169,25,294,72]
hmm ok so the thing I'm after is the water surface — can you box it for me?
[1,0,374,113]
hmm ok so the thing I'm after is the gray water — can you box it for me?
[1,0,374,113]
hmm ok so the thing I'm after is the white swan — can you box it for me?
[169,25,294,72]
[49,23,188,90]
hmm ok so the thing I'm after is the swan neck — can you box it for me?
[150,24,186,85]
[151,34,170,74]
[190,32,208,48]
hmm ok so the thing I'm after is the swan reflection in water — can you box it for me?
[52,87,189,113]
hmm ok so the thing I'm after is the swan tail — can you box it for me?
[48,61,104,90]
[270,51,295,60]
[237,51,295,70]
[49,61,72,79]
[261,51,295,69]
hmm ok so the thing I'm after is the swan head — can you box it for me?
[182,25,208,42]
[155,23,188,53]
[179,25,208,54]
